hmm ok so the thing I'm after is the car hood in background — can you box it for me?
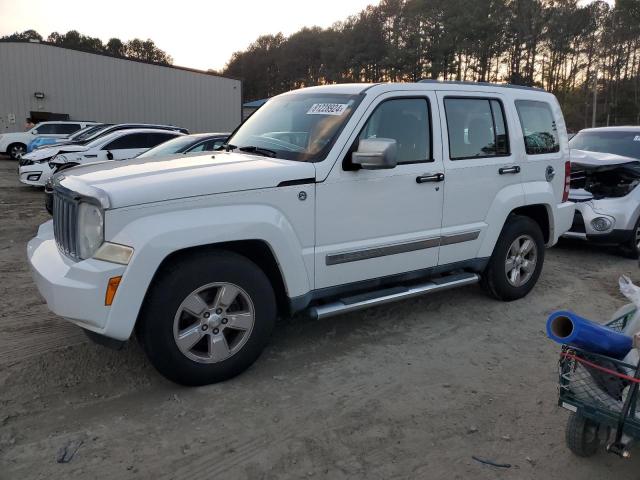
[23,144,87,161]
[57,151,316,209]
[570,149,639,167]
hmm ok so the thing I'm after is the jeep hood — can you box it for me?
[23,144,87,161]
[57,151,316,208]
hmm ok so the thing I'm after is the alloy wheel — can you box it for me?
[173,282,255,363]
[11,144,26,159]
[504,234,538,287]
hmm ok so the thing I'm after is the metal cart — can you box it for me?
[558,310,640,458]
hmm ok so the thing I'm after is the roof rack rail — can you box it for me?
[417,79,544,92]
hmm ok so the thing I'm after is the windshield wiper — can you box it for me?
[238,146,277,158]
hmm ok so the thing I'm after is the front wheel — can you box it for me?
[619,217,640,259]
[8,143,26,160]
[482,215,545,301]
[138,250,277,386]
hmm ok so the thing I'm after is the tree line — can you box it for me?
[1,29,173,65]
[223,0,640,131]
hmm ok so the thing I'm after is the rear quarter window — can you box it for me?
[515,100,560,155]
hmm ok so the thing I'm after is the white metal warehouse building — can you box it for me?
[0,41,242,134]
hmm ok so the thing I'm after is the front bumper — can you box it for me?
[27,221,127,336]
[563,201,634,245]
[19,163,53,187]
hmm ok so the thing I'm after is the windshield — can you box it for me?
[137,136,201,158]
[569,130,640,160]
[227,93,363,162]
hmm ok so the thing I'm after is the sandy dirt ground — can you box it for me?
[1,155,640,479]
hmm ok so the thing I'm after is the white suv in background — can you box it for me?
[29,82,574,386]
[18,128,183,186]
[0,121,96,159]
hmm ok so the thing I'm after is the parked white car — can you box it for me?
[564,127,640,257]
[29,81,574,386]
[18,128,184,186]
[0,121,96,159]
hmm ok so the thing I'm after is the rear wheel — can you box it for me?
[8,143,26,160]
[138,250,276,386]
[482,215,545,301]
[565,413,601,457]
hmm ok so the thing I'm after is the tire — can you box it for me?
[565,413,600,457]
[137,250,277,386]
[8,143,26,160]
[481,215,545,301]
[619,217,640,259]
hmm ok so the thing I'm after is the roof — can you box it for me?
[0,39,240,82]
[276,81,552,98]
[88,128,185,145]
[243,99,269,108]
[418,79,544,92]
[578,126,640,133]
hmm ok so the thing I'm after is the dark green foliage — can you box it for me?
[2,29,172,65]
[223,0,640,131]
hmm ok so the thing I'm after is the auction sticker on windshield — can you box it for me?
[307,103,349,115]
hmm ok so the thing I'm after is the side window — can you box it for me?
[33,124,56,134]
[187,139,224,153]
[444,98,510,160]
[146,133,176,148]
[54,124,81,135]
[358,98,431,164]
[104,133,148,150]
[515,100,560,155]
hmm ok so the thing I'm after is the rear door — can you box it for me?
[513,99,566,205]
[436,91,525,266]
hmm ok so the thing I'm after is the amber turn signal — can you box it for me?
[105,276,122,306]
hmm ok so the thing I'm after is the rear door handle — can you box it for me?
[416,173,445,184]
[498,166,521,175]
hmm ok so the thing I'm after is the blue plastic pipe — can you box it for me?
[546,310,633,359]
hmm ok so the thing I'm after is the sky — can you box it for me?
[0,0,375,72]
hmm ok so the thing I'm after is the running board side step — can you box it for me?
[307,272,480,320]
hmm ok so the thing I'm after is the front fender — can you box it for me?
[104,203,312,340]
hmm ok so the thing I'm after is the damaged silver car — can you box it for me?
[564,127,640,257]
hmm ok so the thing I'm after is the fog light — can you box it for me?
[591,217,613,232]
[27,173,41,181]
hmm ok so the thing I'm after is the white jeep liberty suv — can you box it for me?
[28,81,574,385]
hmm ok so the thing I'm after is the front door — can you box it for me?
[435,91,525,266]
[314,92,445,290]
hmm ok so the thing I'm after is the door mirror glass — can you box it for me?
[352,138,398,170]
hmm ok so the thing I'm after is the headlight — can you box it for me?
[77,202,104,259]
[591,217,613,232]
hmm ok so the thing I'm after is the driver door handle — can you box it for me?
[416,173,445,184]
[498,166,521,175]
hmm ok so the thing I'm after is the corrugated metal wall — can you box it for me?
[0,42,242,134]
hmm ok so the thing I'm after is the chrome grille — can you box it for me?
[53,192,80,260]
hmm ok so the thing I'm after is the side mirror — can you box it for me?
[106,151,114,160]
[352,138,397,170]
